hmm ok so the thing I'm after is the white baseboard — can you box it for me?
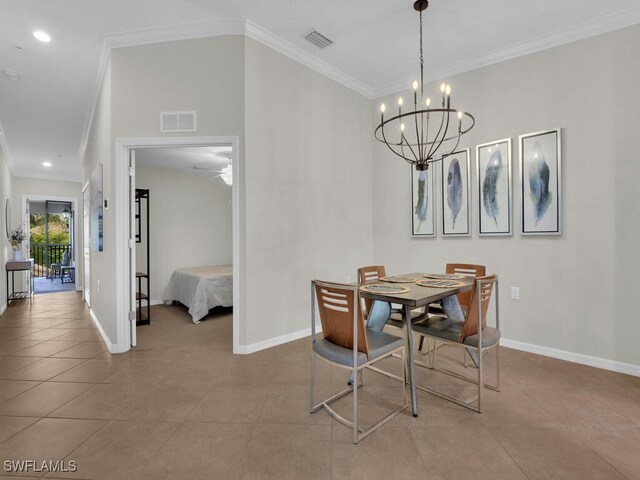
[89,308,129,354]
[501,338,640,378]
[149,299,164,306]
[235,325,322,355]
[0,302,6,316]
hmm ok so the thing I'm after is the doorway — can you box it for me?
[114,136,241,353]
[22,195,79,295]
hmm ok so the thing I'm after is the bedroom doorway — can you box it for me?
[115,136,240,354]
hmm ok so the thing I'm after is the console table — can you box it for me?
[5,259,34,303]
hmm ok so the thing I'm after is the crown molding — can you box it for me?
[243,20,374,99]
[373,6,640,98]
[11,170,84,183]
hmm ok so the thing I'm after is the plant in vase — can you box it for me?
[9,226,26,260]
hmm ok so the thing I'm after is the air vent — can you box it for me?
[303,29,333,49]
[160,111,197,132]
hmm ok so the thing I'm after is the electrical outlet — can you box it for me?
[97,279,100,292]
[511,286,520,300]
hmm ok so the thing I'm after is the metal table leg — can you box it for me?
[403,305,419,416]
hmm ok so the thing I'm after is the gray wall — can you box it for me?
[83,36,246,346]
[243,38,374,345]
[83,57,114,341]
[372,25,640,367]
[0,147,11,311]
[135,164,232,301]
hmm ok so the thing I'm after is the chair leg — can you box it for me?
[309,351,316,413]
[353,365,359,444]
[496,345,501,392]
[477,345,483,413]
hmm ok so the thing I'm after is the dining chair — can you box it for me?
[309,280,407,443]
[420,263,486,360]
[411,274,500,413]
[357,265,426,329]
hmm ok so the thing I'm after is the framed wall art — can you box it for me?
[476,138,512,236]
[90,162,104,252]
[441,148,470,236]
[411,165,436,237]
[519,129,562,235]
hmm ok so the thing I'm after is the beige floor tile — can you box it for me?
[236,424,331,480]
[56,420,178,479]
[51,331,103,342]
[0,340,46,356]
[186,385,269,423]
[0,328,45,340]
[0,418,105,474]
[0,357,42,377]
[520,386,634,427]
[48,384,144,420]
[0,380,40,402]
[16,329,75,342]
[411,426,528,480]
[569,426,640,480]
[13,341,83,358]
[490,426,626,479]
[116,384,209,422]
[49,360,125,383]
[1,382,93,417]
[51,320,96,329]
[259,385,332,425]
[51,343,107,359]
[332,426,426,480]
[137,422,254,480]
[2,358,86,381]
[0,416,39,442]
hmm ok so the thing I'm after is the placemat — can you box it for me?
[359,284,411,294]
[379,275,419,283]
[422,273,468,280]
[415,279,464,288]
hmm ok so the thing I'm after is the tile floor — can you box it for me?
[0,292,639,479]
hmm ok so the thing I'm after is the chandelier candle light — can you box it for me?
[375,0,475,171]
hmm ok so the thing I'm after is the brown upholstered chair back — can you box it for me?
[460,274,496,342]
[315,282,370,358]
[446,263,486,309]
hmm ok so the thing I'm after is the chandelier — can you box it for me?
[375,0,475,171]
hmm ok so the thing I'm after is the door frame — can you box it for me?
[21,194,80,291]
[82,180,91,306]
[114,136,241,353]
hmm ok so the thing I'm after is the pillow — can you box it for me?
[440,294,464,322]
[61,251,70,266]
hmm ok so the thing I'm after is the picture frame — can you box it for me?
[519,129,562,235]
[90,162,104,252]
[411,164,436,237]
[441,148,471,236]
[476,138,512,236]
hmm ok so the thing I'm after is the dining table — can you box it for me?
[359,272,474,417]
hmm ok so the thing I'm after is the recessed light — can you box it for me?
[42,161,52,167]
[33,30,51,43]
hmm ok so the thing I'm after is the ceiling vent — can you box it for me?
[303,29,333,49]
[160,111,197,132]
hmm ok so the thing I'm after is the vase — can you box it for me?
[13,249,21,261]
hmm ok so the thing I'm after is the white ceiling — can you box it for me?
[135,145,232,172]
[1,0,639,183]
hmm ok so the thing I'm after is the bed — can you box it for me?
[162,265,233,324]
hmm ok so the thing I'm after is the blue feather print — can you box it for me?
[414,170,429,228]
[447,159,463,228]
[482,150,502,227]
[528,142,552,225]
